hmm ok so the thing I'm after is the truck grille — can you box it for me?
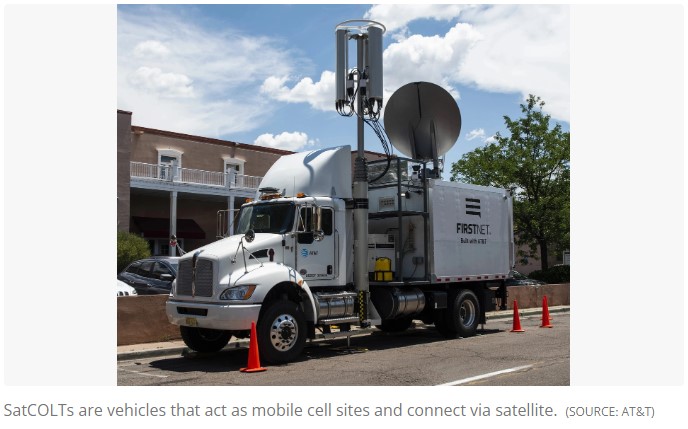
[176,258,214,297]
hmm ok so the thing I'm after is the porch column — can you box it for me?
[170,190,178,256]
[228,195,235,236]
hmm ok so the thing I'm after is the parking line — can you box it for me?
[437,365,533,386]
[118,368,169,379]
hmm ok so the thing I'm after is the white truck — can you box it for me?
[166,145,514,363]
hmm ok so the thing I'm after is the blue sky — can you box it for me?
[117,4,570,174]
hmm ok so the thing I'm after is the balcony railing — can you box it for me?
[130,162,262,190]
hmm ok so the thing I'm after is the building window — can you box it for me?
[159,155,176,180]
[223,157,245,187]
[148,238,184,256]
[157,149,183,180]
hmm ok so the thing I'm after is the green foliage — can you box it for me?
[529,265,570,284]
[450,94,570,270]
[117,231,151,273]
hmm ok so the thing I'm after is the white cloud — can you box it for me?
[364,4,467,34]
[118,8,296,137]
[466,128,486,141]
[454,5,570,121]
[128,66,194,98]
[260,71,335,112]
[133,40,170,57]
[465,128,497,145]
[254,131,316,151]
[372,4,570,122]
[118,82,268,136]
[383,23,482,101]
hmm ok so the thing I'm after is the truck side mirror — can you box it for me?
[244,229,255,243]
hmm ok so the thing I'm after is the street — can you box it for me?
[118,312,569,386]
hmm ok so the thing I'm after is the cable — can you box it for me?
[364,118,392,183]
[337,66,394,184]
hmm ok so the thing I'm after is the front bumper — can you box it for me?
[166,299,261,331]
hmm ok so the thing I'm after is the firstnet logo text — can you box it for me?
[456,223,491,235]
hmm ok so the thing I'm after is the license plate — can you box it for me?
[185,317,198,327]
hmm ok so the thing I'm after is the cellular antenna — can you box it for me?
[335,20,385,117]
[335,19,386,327]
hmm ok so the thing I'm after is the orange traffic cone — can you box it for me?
[540,296,553,328]
[240,322,267,372]
[510,300,525,332]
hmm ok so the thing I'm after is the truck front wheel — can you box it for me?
[447,289,480,337]
[257,299,306,364]
[180,326,231,353]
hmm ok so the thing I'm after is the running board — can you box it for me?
[318,316,360,325]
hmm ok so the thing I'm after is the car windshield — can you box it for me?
[235,202,295,235]
[509,270,527,279]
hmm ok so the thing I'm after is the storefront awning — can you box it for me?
[132,217,206,240]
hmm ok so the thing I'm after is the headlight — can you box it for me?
[219,284,257,300]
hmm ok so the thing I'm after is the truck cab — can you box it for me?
[167,147,356,363]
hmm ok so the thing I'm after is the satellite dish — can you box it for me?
[384,82,461,164]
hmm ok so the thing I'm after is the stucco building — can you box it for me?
[118,110,292,255]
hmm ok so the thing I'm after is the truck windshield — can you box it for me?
[235,202,295,235]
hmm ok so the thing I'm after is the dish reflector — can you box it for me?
[384,82,461,161]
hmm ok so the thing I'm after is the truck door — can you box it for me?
[296,207,336,282]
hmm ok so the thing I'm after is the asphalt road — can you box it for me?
[117,312,569,386]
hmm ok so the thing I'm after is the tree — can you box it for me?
[117,231,151,273]
[450,95,569,270]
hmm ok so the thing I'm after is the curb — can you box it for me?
[487,305,570,321]
[117,346,189,361]
[117,306,570,361]
[117,339,250,361]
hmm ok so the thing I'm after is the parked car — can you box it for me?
[117,257,180,295]
[506,269,546,286]
[117,279,138,297]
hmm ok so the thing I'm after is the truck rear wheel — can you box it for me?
[257,299,306,364]
[180,326,231,353]
[447,289,480,337]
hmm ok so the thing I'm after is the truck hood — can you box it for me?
[185,233,284,262]
[171,233,297,302]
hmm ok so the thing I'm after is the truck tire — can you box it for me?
[257,299,306,364]
[446,289,480,337]
[376,316,414,333]
[180,326,231,353]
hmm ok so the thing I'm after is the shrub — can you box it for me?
[529,265,570,284]
[117,231,151,273]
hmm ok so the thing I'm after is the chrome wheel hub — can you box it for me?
[269,314,298,351]
[459,300,476,327]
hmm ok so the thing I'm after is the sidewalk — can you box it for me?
[117,305,570,361]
